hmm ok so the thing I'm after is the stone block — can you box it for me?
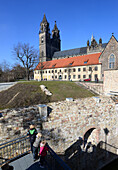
[38,104,47,121]
[93,97,101,103]
[66,98,73,102]
[115,103,118,111]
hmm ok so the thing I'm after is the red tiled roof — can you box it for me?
[35,53,102,70]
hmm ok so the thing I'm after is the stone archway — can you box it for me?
[83,127,100,152]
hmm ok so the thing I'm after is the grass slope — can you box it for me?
[0,81,95,109]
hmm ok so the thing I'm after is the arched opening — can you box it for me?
[83,128,99,152]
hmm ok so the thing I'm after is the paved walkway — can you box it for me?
[0,82,17,92]
[0,154,48,170]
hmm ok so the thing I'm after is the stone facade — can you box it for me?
[99,35,118,80]
[0,96,118,152]
[104,70,118,95]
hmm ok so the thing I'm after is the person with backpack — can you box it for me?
[27,124,38,154]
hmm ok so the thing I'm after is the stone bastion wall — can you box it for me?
[0,96,118,155]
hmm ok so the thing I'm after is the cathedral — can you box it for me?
[34,14,118,82]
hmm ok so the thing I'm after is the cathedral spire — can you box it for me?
[40,14,50,33]
[52,21,60,38]
[53,21,58,31]
[41,13,48,23]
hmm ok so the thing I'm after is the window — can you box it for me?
[73,68,76,72]
[41,36,44,43]
[69,69,71,72]
[69,75,71,79]
[55,70,57,73]
[78,75,81,78]
[60,69,61,72]
[73,75,76,79]
[78,68,81,72]
[84,61,87,64]
[83,75,86,78]
[52,70,54,73]
[109,54,115,69]
[65,69,67,72]
[95,74,98,78]
[49,70,50,73]
[55,76,57,79]
[83,68,86,71]
[46,71,47,73]
[89,67,92,71]
[89,74,91,79]
[65,75,67,79]
[94,66,98,71]
[69,61,74,66]
[52,76,54,79]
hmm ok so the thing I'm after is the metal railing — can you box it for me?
[47,144,71,170]
[0,135,30,166]
[0,136,71,169]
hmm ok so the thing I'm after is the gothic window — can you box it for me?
[109,54,115,69]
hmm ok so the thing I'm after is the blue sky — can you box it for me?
[0,0,118,66]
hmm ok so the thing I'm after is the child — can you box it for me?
[33,133,42,161]
[27,124,37,153]
[39,140,49,168]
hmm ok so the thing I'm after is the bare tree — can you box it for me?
[13,43,39,80]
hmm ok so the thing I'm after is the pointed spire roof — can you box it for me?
[41,14,48,23]
[91,34,94,42]
[53,21,58,31]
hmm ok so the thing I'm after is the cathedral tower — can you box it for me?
[39,15,61,62]
[39,14,51,62]
[51,21,61,56]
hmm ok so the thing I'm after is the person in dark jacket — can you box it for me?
[27,124,38,153]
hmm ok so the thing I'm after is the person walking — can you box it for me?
[33,132,42,161]
[27,124,38,153]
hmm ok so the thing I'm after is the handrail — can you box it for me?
[0,135,27,147]
[0,136,71,169]
[0,135,30,166]
[47,144,71,170]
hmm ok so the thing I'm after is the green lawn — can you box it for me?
[0,81,95,109]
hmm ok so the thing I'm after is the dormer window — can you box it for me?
[69,61,74,66]
[52,64,56,68]
[84,60,88,64]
